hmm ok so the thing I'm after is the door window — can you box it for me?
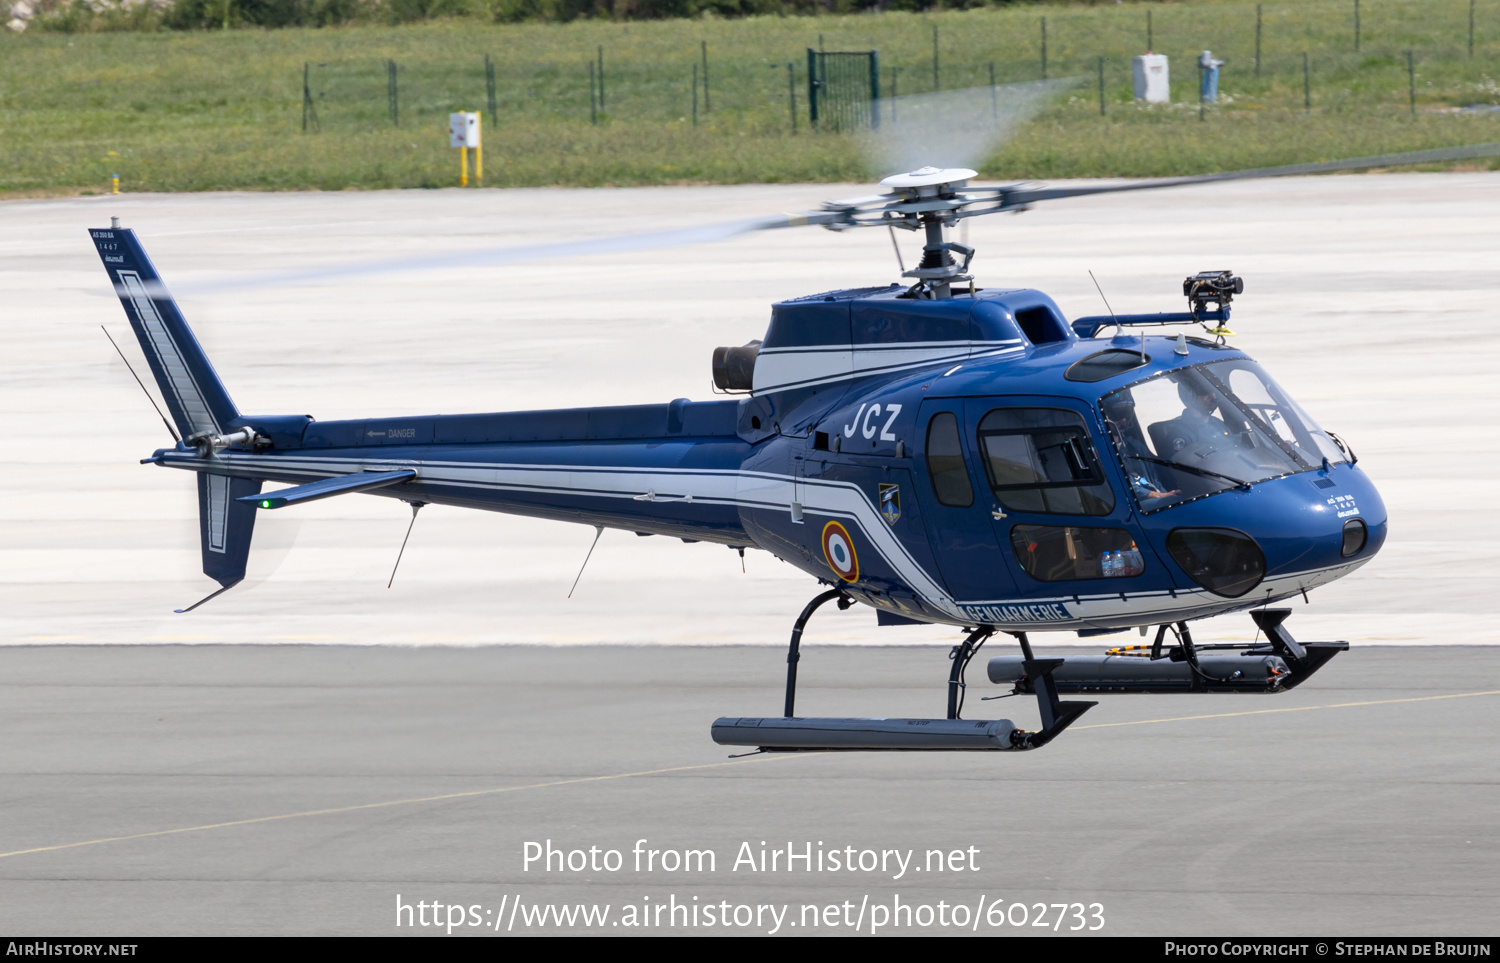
[977,408,1114,516]
[924,411,974,508]
[1010,524,1145,581]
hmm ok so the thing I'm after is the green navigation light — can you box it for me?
[261,500,273,509]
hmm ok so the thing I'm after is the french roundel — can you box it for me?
[821,521,860,582]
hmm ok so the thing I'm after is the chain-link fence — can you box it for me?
[303,52,815,134]
[299,38,1500,136]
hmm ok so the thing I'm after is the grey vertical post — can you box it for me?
[989,61,997,121]
[1407,50,1416,116]
[1098,56,1106,116]
[589,61,597,125]
[702,41,711,113]
[1354,0,1361,52]
[932,25,939,90]
[485,54,498,127]
[1198,58,1205,121]
[869,50,881,129]
[692,63,698,126]
[890,65,898,122]
[597,46,605,114]
[302,62,309,132]
[787,63,797,134]
[808,48,819,129]
[1041,17,1048,80]
[1471,0,1477,58]
[388,59,398,127]
[1303,51,1311,110]
[1255,4,1262,77]
[1148,9,1153,51]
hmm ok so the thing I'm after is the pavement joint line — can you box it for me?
[1074,688,1500,730]
[0,754,808,863]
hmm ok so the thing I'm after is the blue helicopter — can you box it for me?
[91,142,1498,754]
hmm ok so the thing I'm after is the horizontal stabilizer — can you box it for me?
[200,472,262,588]
[240,469,417,509]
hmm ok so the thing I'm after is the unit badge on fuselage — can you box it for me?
[879,484,901,525]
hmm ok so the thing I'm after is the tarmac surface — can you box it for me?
[0,643,1496,936]
[2,176,1499,936]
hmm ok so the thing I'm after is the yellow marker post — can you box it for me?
[449,112,480,187]
[111,174,119,195]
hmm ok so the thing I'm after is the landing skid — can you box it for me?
[711,600,1349,754]
[987,610,1348,695]
[710,590,1095,753]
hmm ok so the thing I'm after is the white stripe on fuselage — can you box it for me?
[752,341,1024,395]
[164,450,1356,629]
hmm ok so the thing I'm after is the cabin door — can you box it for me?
[912,400,1019,604]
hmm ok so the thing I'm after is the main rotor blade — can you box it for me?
[163,140,1500,298]
[1000,141,1500,207]
[172,211,841,297]
[857,79,1077,176]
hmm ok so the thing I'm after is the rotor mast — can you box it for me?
[824,166,988,299]
[892,169,980,299]
[907,210,972,299]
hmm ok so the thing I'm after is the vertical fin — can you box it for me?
[88,226,239,442]
[198,473,263,589]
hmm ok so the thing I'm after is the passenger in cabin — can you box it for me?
[1150,378,1233,456]
[1101,394,1180,502]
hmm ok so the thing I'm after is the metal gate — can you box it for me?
[807,49,881,131]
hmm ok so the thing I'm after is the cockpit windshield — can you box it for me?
[1099,359,1347,512]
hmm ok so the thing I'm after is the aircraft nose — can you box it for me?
[1310,470,1385,567]
[1150,469,1385,600]
[1337,516,1369,558]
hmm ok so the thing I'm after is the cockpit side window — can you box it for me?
[977,408,1114,516]
[1101,358,1345,514]
[925,412,974,508]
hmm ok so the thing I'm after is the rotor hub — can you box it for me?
[880,166,978,199]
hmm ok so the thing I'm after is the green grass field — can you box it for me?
[5,0,1500,194]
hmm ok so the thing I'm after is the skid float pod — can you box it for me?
[450,112,482,186]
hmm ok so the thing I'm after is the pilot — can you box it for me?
[1101,394,1180,502]
[1153,378,1233,455]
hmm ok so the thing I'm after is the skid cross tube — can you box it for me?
[784,588,851,717]
[1128,613,1347,691]
[947,626,994,720]
[1251,608,1347,689]
[1008,631,1097,749]
[1151,620,1201,683]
